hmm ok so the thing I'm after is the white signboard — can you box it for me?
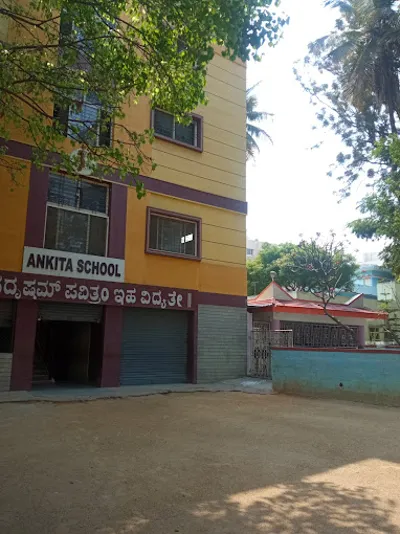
[22,247,125,282]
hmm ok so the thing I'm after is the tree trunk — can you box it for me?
[388,105,397,135]
[322,306,359,346]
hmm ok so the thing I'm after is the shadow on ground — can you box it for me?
[99,481,398,534]
[1,393,400,533]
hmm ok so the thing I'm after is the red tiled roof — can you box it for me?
[247,296,386,320]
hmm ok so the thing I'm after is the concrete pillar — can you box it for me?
[271,318,281,331]
[358,325,366,348]
[10,300,38,391]
[100,306,123,387]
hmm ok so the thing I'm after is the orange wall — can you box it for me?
[125,189,247,296]
[0,158,30,272]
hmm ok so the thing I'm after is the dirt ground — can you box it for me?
[1,394,400,534]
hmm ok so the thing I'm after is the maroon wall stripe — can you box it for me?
[24,166,49,248]
[3,138,247,215]
[108,183,127,259]
[1,139,33,161]
[10,300,38,391]
[100,306,123,387]
[196,292,247,308]
[140,175,247,214]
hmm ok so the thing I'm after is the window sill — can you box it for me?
[146,248,201,262]
[154,133,203,153]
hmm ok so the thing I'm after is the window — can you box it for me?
[44,173,109,256]
[56,14,112,147]
[147,209,201,259]
[369,327,383,342]
[152,109,202,150]
[247,248,254,256]
[54,93,112,147]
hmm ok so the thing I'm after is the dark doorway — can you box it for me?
[33,320,103,386]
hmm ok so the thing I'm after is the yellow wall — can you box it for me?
[123,50,247,297]
[0,158,30,272]
[151,50,246,201]
[125,189,247,296]
[4,22,247,297]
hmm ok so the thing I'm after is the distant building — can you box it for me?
[362,251,382,264]
[246,238,263,260]
[248,279,385,349]
[354,264,393,298]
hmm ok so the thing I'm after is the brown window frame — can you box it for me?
[151,109,203,152]
[146,207,202,261]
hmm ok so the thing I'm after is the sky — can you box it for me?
[246,0,382,262]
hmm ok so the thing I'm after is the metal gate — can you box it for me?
[120,308,189,385]
[38,302,102,323]
[249,325,293,379]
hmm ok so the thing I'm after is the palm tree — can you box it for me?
[246,83,272,161]
[320,0,400,134]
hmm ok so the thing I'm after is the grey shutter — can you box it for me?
[39,303,102,323]
[0,301,13,327]
[121,309,188,385]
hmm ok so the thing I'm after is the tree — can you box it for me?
[375,279,400,344]
[349,135,400,277]
[324,0,400,133]
[246,83,272,160]
[247,242,298,295]
[246,236,358,299]
[294,0,400,194]
[285,233,359,343]
[0,0,288,195]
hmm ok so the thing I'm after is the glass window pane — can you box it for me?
[48,173,79,208]
[149,215,158,250]
[154,110,174,138]
[182,222,196,255]
[80,181,108,213]
[160,217,184,254]
[56,209,88,254]
[44,206,58,250]
[68,99,100,145]
[149,215,197,256]
[175,120,196,146]
[88,216,107,256]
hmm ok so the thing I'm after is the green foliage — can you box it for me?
[349,135,400,278]
[247,236,358,297]
[247,242,297,294]
[288,233,358,302]
[0,0,288,194]
[295,0,400,195]
[246,82,272,160]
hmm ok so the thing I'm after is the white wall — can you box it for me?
[246,238,263,260]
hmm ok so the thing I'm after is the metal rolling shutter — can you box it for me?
[39,302,103,323]
[121,308,188,385]
[0,301,13,327]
